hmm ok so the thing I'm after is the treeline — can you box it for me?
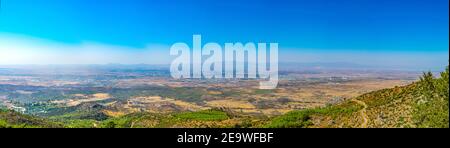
[414,67,449,127]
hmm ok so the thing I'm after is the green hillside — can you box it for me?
[265,67,449,128]
[0,109,62,128]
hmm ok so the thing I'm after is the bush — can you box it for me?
[174,110,229,121]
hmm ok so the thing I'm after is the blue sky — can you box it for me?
[0,0,448,70]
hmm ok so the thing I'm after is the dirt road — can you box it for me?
[352,99,368,128]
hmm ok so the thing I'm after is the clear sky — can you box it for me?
[0,0,448,70]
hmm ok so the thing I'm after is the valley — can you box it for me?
[1,65,446,128]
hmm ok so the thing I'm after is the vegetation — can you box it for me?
[0,109,62,128]
[264,67,449,128]
[97,109,232,128]
[174,110,229,121]
[414,67,449,128]
[1,68,448,128]
[264,101,362,128]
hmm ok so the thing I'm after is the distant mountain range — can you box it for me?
[1,62,442,74]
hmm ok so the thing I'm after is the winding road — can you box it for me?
[352,99,368,128]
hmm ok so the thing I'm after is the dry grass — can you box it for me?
[52,93,111,107]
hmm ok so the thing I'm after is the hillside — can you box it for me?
[0,109,62,128]
[0,68,448,128]
[266,67,449,128]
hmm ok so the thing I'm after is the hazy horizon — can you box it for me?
[0,33,448,71]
